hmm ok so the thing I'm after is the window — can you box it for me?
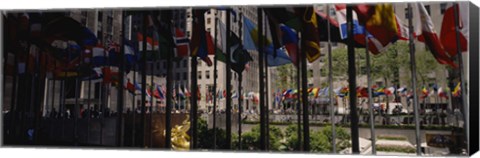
[98,12,103,21]
[81,18,87,26]
[440,3,447,14]
[183,72,187,80]
[157,62,161,70]
[163,61,167,69]
[206,70,210,79]
[97,22,103,32]
[81,11,88,17]
[404,8,409,19]
[107,16,113,34]
[425,5,431,15]
[198,71,202,79]
[176,73,180,80]
[183,60,187,68]
[207,18,211,24]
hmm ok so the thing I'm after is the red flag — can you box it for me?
[174,28,190,57]
[124,79,136,94]
[440,3,468,57]
[415,3,457,68]
[197,86,201,101]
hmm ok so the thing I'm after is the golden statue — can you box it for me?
[165,115,191,150]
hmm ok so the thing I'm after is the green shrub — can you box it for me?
[377,135,407,141]
[376,145,416,153]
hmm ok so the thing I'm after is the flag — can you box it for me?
[124,39,138,73]
[319,87,329,97]
[278,24,298,65]
[373,87,385,96]
[335,4,387,54]
[91,46,107,67]
[385,86,396,96]
[190,9,214,66]
[452,82,461,97]
[397,87,408,96]
[137,32,159,50]
[147,11,176,60]
[174,28,190,58]
[414,3,457,68]
[137,33,160,60]
[353,4,399,46]
[440,3,468,57]
[262,7,301,63]
[134,81,142,91]
[356,87,369,98]
[311,88,320,98]
[184,87,191,97]
[197,86,202,101]
[107,42,120,66]
[421,86,429,99]
[294,7,321,63]
[438,87,448,99]
[124,79,136,94]
[156,85,165,100]
[243,16,292,66]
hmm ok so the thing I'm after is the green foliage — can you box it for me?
[377,135,407,141]
[197,118,230,150]
[376,145,416,153]
[321,125,351,152]
[310,130,331,152]
[235,125,284,151]
[275,64,297,90]
[284,124,302,151]
[283,124,351,152]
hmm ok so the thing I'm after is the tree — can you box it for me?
[275,64,297,90]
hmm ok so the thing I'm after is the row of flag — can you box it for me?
[275,83,462,102]
[5,3,468,80]
[120,77,262,103]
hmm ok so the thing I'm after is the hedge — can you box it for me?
[376,145,416,153]
[243,121,454,130]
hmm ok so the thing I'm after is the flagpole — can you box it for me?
[325,4,337,153]
[189,9,199,150]
[407,3,422,155]
[257,8,266,150]
[32,46,43,144]
[453,3,469,153]
[149,31,155,148]
[212,9,218,149]
[346,5,359,154]
[237,11,243,150]
[117,10,126,147]
[226,8,233,150]
[132,65,137,146]
[296,31,303,151]
[300,24,311,152]
[86,61,92,143]
[140,12,148,148]
[73,46,82,146]
[9,51,19,141]
[164,10,174,150]
[364,26,376,155]
[263,12,270,150]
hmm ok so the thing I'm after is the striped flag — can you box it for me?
[174,27,190,58]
